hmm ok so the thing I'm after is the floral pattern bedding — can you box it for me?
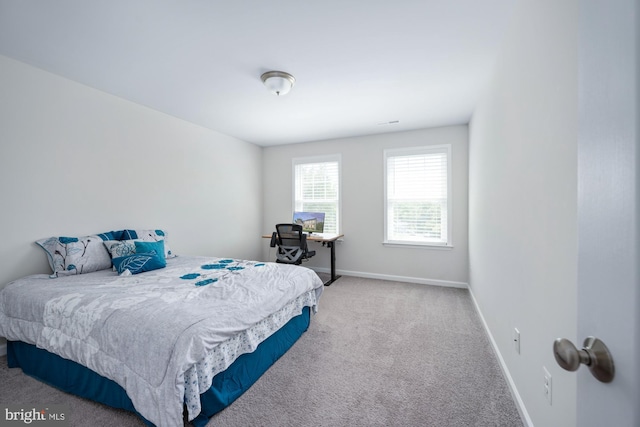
[0,256,324,426]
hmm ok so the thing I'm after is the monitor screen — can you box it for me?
[292,211,325,233]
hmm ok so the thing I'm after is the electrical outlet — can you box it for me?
[513,328,520,354]
[543,367,552,405]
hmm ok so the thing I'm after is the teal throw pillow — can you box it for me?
[112,251,166,275]
[134,240,165,259]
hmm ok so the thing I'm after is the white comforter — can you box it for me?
[0,256,323,426]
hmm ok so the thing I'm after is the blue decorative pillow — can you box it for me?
[36,234,114,277]
[122,229,175,258]
[112,250,166,275]
[134,240,165,258]
[103,240,166,271]
[96,230,126,241]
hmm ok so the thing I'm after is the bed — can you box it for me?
[0,230,324,426]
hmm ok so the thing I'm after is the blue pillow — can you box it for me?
[112,251,166,275]
[134,240,165,259]
[96,230,126,241]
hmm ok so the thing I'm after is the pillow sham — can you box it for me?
[103,240,137,258]
[122,229,175,258]
[112,250,166,275]
[36,234,113,277]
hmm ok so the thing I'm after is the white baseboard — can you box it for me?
[467,287,534,427]
[310,267,468,289]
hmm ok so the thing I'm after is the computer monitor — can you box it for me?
[292,211,325,233]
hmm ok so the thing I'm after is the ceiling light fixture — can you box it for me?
[261,71,296,96]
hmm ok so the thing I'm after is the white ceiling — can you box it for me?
[0,1,517,146]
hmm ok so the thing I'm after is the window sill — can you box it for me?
[383,242,454,250]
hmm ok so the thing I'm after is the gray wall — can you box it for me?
[0,54,263,288]
[469,1,578,426]
[261,126,469,287]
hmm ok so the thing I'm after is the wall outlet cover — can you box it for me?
[543,366,552,405]
[513,328,521,354]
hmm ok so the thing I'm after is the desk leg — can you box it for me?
[324,241,341,286]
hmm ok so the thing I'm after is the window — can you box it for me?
[293,155,341,234]
[384,145,451,246]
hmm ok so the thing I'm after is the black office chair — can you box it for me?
[270,223,316,265]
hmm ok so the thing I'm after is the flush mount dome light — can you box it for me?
[261,70,296,96]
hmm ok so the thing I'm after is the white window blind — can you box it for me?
[293,156,340,234]
[384,145,451,246]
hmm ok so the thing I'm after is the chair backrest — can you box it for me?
[272,223,313,264]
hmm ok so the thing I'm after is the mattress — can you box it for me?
[0,256,323,426]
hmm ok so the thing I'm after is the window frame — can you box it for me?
[292,154,342,235]
[383,144,453,248]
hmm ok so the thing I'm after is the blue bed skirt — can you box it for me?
[7,306,311,426]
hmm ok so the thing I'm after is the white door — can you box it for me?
[576,1,638,426]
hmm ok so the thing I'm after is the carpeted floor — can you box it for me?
[0,276,523,427]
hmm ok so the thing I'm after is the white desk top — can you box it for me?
[262,233,343,242]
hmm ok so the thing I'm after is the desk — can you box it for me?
[263,233,344,286]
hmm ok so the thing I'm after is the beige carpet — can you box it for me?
[0,276,523,426]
